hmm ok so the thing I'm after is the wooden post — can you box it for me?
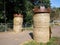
[33,6,51,43]
[13,14,23,33]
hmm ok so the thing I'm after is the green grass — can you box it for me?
[24,41,38,45]
[23,37,60,45]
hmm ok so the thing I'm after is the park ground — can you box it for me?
[0,25,60,45]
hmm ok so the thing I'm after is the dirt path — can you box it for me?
[0,31,32,45]
[51,25,60,37]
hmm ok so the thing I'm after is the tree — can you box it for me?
[0,0,4,23]
[30,0,50,8]
[42,0,50,8]
[22,0,34,27]
[50,7,60,22]
[22,0,51,27]
[0,0,51,25]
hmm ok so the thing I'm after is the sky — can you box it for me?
[50,0,60,8]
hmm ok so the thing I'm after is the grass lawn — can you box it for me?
[23,37,60,45]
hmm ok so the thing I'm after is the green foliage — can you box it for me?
[42,0,50,8]
[23,0,50,26]
[0,23,5,32]
[0,0,3,10]
[22,0,34,26]
[33,0,50,8]
[13,0,23,13]
[24,40,38,45]
[0,0,3,19]
[24,37,60,45]
[0,0,50,24]
[50,7,60,22]
[0,11,3,19]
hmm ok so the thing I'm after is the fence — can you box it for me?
[0,23,13,32]
[0,23,33,32]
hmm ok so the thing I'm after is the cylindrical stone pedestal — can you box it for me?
[13,14,23,33]
[33,7,50,43]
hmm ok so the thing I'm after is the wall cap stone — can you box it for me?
[33,7,50,13]
[14,14,23,17]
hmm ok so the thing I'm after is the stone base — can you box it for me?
[13,25,22,33]
[33,27,50,43]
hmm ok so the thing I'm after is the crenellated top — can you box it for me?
[14,14,23,17]
[33,6,50,13]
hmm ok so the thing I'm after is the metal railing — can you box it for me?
[0,23,13,32]
[0,23,33,32]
